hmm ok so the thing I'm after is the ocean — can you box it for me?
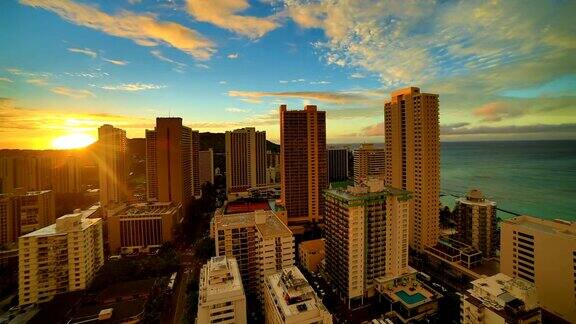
[331,140,576,221]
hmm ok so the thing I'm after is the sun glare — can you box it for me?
[52,133,95,150]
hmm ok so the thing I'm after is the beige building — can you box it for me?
[146,118,194,211]
[197,256,247,324]
[0,195,18,245]
[500,216,576,322]
[455,189,498,258]
[16,190,56,235]
[385,87,440,251]
[53,155,83,193]
[264,266,332,324]
[199,149,214,186]
[97,124,128,207]
[225,127,267,199]
[461,273,541,324]
[18,210,104,305]
[212,206,294,298]
[353,143,384,184]
[280,105,327,233]
[298,239,325,273]
[324,178,411,305]
[107,202,182,255]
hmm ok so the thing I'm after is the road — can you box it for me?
[172,246,196,324]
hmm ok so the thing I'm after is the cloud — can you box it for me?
[227,53,239,59]
[473,102,525,122]
[150,49,187,68]
[440,123,576,135]
[51,86,95,99]
[0,77,13,83]
[186,0,278,38]
[21,0,216,60]
[219,80,227,84]
[350,73,364,79]
[310,80,331,85]
[225,107,250,113]
[195,63,210,69]
[99,83,166,91]
[228,90,371,104]
[26,78,49,85]
[68,47,97,58]
[361,122,383,136]
[102,57,129,65]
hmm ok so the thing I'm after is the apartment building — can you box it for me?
[18,210,104,305]
[107,202,182,255]
[199,149,215,186]
[197,256,247,324]
[455,189,498,258]
[353,143,384,184]
[461,273,541,324]
[324,178,411,306]
[385,87,440,251]
[280,105,327,233]
[212,206,294,299]
[328,149,348,182]
[500,216,576,322]
[225,127,267,199]
[264,266,332,324]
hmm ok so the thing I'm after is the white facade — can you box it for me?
[461,273,541,324]
[264,266,332,324]
[18,211,104,306]
[197,256,247,324]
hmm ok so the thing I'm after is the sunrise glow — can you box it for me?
[51,133,95,150]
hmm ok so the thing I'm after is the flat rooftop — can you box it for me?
[504,215,576,238]
[325,185,411,202]
[224,199,271,215]
[299,239,324,252]
[214,209,292,238]
[256,211,292,238]
[200,256,244,302]
[118,202,180,217]
[21,214,100,237]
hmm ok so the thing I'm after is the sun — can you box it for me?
[52,133,96,150]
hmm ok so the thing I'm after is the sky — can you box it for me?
[0,0,575,149]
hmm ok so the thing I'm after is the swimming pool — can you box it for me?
[395,290,426,304]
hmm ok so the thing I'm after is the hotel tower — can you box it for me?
[385,87,440,251]
[280,105,327,233]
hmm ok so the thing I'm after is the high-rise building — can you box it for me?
[266,151,280,185]
[16,190,56,235]
[18,210,104,306]
[212,206,294,298]
[461,273,541,324]
[0,195,18,245]
[324,179,411,305]
[192,130,201,198]
[146,118,193,210]
[107,202,182,255]
[353,143,384,184]
[225,127,266,198]
[280,105,327,233]
[97,124,128,207]
[500,216,576,322]
[263,266,332,324]
[328,149,348,182]
[197,256,247,324]
[199,149,214,186]
[384,87,440,251]
[53,155,83,193]
[455,189,498,258]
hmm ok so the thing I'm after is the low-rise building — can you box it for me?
[107,202,182,255]
[263,266,332,324]
[197,256,247,324]
[18,211,104,306]
[461,273,542,324]
[298,239,325,273]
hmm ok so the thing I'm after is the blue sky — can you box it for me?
[0,0,575,149]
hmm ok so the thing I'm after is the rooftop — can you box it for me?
[224,198,272,215]
[266,266,327,318]
[325,179,411,202]
[200,256,244,303]
[21,212,100,237]
[117,202,181,217]
[299,239,325,252]
[214,209,292,238]
[504,215,576,238]
[467,273,539,313]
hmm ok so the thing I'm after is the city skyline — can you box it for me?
[1,0,576,149]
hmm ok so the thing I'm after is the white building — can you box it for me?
[264,266,332,324]
[18,211,104,306]
[461,273,541,324]
[197,256,247,324]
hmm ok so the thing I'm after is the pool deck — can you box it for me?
[377,275,437,308]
